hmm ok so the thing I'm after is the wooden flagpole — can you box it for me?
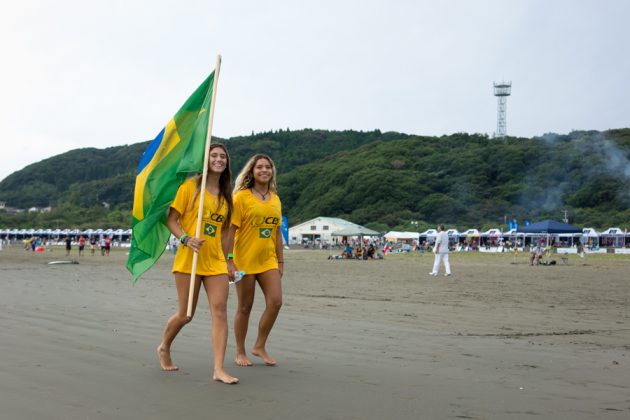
[187,55,222,318]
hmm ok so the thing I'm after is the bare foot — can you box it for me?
[157,345,178,371]
[235,352,253,366]
[213,370,239,384]
[251,347,277,366]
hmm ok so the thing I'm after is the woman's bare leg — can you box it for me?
[157,273,202,371]
[251,269,282,365]
[233,275,256,366]
[202,275,238,384]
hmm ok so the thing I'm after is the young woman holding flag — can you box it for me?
[157,143,239,384]
[227,154,284,366]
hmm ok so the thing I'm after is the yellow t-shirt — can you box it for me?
[170,179,228,276]
[232,189,282,274]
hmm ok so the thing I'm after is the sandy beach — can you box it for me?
[1,245,629,419]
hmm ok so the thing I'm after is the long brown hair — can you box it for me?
[234,154,277,193]
[187,143,233,227]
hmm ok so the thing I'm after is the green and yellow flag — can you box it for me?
[126,72,214,283]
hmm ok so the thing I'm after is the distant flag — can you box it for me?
[281,215,289,246]
[126,72,215,283]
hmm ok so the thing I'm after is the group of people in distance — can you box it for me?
[339,242,380,259]
[157,144,283,385]
[64,235,112,256]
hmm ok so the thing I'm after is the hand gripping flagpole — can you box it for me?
[187,55,222,318]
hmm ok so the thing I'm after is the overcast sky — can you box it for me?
[1,0,629,182]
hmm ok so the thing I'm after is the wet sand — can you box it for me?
[1,245,629,419]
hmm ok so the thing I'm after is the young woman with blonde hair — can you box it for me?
[227,154,284,366]
[157,143,239,384]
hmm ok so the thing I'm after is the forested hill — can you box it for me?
[1,128,629,230]
[0,129,400,209]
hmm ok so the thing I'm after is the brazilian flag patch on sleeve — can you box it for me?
[204,223,217,237]
[259,227,272,238]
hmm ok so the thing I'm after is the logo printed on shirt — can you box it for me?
[203,207,225,222]
[259,227,272,238]
[204,223,218,237]
[251,216,280,227]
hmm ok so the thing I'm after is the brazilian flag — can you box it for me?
[127,72,215,283]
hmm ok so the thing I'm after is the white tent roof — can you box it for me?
[419,229,437,237]
[582,228,599,237]
[482,228,502,236]
[601,227,624,235]
[384,231,420,240]
[462,229,480,236]
[291,216,362,231]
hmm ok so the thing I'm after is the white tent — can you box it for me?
[418,229,438,245]
[384,231,420,242]
[582,228,599,237]
[601,227,622,235]
[600,227,626,248]
[446,229,460,238]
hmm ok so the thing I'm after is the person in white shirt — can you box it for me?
[430,225,451,276]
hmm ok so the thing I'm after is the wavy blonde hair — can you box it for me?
[234,154,277,193]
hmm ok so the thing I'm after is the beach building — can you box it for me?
[288,217,366,245]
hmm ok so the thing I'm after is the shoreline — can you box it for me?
[1,247,629,419]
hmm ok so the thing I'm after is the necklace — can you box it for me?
[253,187,269,200]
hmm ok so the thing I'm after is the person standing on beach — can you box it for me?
[430,225,451,277]
[99,236,106,256]
[65,236,72,256]
[157,143,238,385]
[227,154,284,367]
[78,236,86,256]
[89,236,97,256]
[104,236,112,256]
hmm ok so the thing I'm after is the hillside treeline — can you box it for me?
[0,128,629,231]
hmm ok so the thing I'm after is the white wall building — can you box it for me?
[288,217,364,245]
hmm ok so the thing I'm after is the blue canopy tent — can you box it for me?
[519,220,582,234]
[518,220,582,248]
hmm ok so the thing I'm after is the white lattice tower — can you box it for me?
[493,81,512,138]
